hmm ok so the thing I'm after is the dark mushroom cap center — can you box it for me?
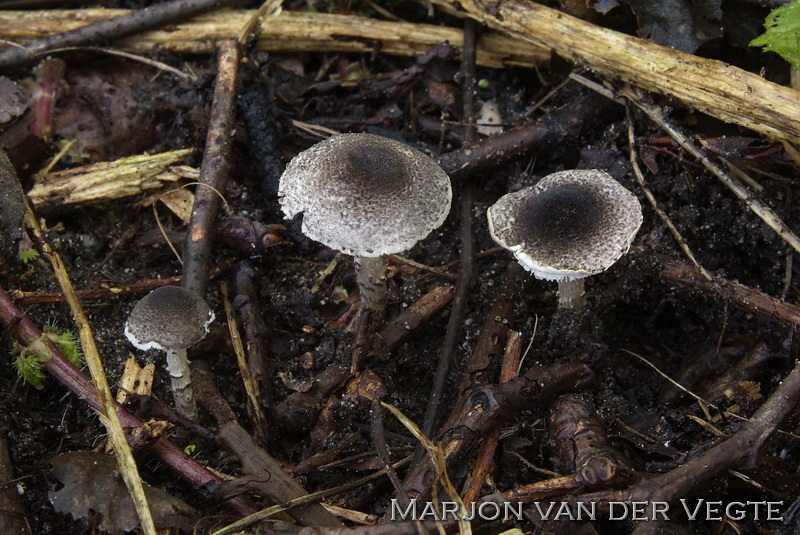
[340,141,408,195]
[520,183,606,246]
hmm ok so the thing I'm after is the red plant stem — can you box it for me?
[0,286,257,517]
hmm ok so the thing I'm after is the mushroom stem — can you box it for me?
[165,348,198,421]
[354,255,388,323]
[558,278,585,312]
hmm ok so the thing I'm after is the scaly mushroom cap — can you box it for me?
[278,133,452,257]
[487,169,643,281]
[125,286,215,352]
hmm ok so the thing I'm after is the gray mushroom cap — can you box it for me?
[278,133,452,257]
[487,169,643,281]
[124,286,215,352]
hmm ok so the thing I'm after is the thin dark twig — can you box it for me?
[417,17,478,459]
[0,0,245,69]
[181,39,241,296]
[232,261,273,414]
[371,398,411,506]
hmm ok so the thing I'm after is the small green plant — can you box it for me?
[12,325,82,388]
[750,1,800,69]
[17,248,39,264]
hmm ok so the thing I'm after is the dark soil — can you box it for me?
[1,1,799,534]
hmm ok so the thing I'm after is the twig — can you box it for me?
[624,104,711,280]
[432,0,800,143]
[547,393,630,486]
[577,357,800,534]
[9,259,234,305]
[620,86,800,256]
[0,0,246,69]
[274,286,454,434]
[370,398,412,508]
[0,9,546,69]
[21,206,157,534]
[662,260,800,328]
[232,261,273,415]
[403,358,594,501]
[455,262,523,399]
[0,287,258,516]
[437,123,546,182]
[181,39,240,296]
[418,16,478,460]
[437,85,613,183]
[45,46,194,80]
[462,329,522,504]
[221,282,269,442]
[219,423,345,528]
[212,456,415,535]
[500,474,582,503]
[191,360,344,528]
[386,254,458,281]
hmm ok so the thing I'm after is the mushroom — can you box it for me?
[487,169,642,312]
[124,285,215,420]
[279,133,452,324]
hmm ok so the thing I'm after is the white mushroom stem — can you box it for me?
[165,348,198,421]
[557,278,586,312]
[354,255,388,323]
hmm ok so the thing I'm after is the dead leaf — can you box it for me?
[49,451,197,532]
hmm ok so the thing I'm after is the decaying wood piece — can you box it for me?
[0,9,547,69]
[0,0,245,68]
[27,149,195,212]
[662,260,800,327]
[403,358,594,501]
[547,394,631,486]
[462,329,522,504]
[432,0,800,144]
[191,361,345,528]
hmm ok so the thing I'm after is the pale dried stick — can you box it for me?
[571,73,800,258]
[621,86,800,256]
[22,208,157,534]
[221,282,269,441]
[624,104,712,280]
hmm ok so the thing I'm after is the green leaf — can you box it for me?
[55,331,82,368]
[750,1,800,68]
[13,352,46,389]
[17,248,39,264]
[41,325,83,369]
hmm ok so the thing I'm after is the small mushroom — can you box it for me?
[487,169,642,311]
[279,133,452,324]
[124,285,215,420]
